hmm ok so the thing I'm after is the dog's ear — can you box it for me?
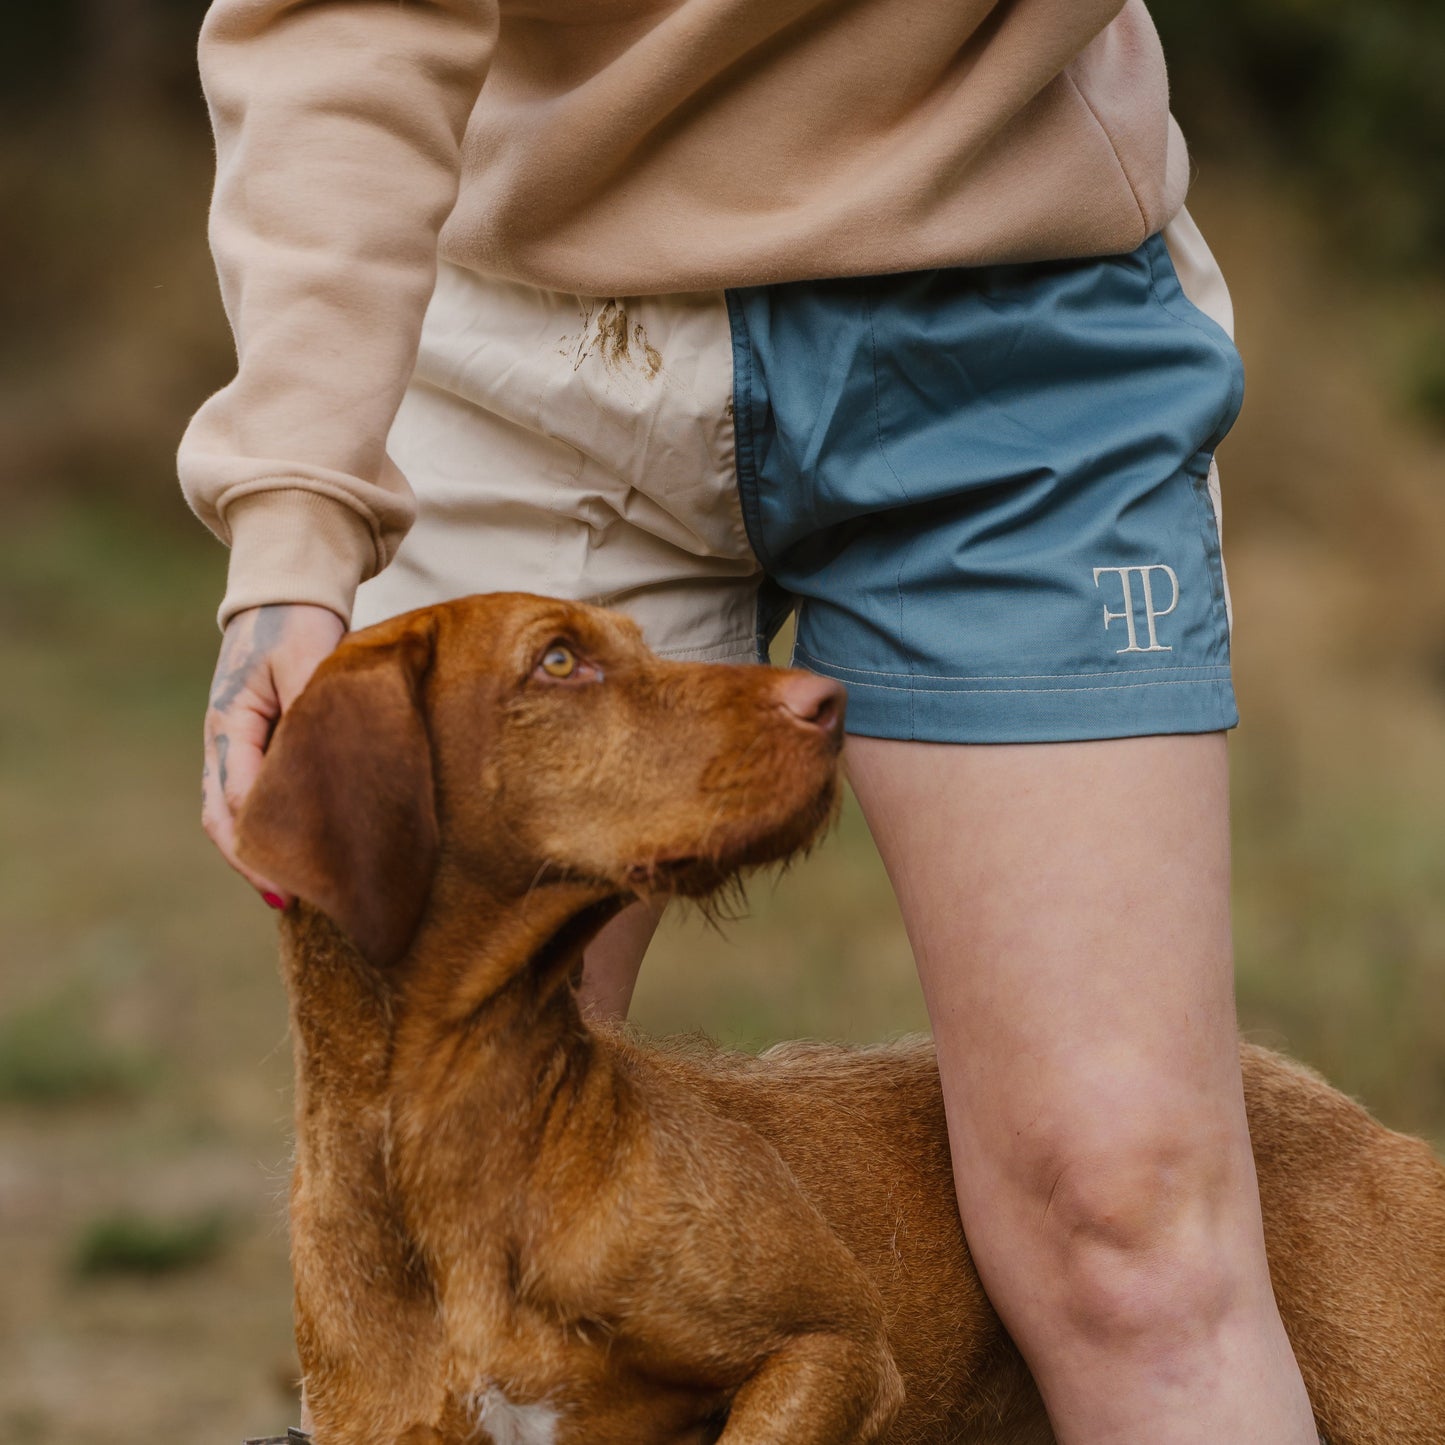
[237,616,439,968]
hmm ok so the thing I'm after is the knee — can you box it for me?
[1003,1122,1256,1348]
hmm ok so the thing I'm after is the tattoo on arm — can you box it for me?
[210,605,291,713]
[215,735,231,800]
[211,645,256,715]
[252,604,287,654]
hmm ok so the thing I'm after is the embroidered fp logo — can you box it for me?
[1092,564,1180,653]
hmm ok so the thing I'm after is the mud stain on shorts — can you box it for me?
[560,300,663,380]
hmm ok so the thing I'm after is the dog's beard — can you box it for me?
[633,769,841,916]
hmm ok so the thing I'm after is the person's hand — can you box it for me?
[202,603,346,907]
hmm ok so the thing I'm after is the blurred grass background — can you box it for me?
[2,2,1444,1439]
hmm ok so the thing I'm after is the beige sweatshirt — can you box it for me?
[179,0,1189,628]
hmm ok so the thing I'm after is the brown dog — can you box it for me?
[237,593,1445,1445]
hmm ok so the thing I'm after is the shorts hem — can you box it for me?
[797,655,1239,743]
[654,635,758,665]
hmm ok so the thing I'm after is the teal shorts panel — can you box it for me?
[724,234,1244,743]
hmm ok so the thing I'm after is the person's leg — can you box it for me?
[724,216,1319,1435]
[577,895,668,1021]
[847,731,1317,1443]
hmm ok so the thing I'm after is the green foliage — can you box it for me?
[1153,0,1445,268]
[0,991,156,1106]
[72,1209,230,1279]
[1232,756,1445,1138]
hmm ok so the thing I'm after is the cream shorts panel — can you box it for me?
[352,265,762,662]
[1162,208,1234,629]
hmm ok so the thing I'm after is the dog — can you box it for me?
[237,592,1445,1445]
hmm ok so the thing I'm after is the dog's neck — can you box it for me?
[408,862,626,1022]
[279,874,633,1287]
[281,871,627,1092]
[389,870,625,1105]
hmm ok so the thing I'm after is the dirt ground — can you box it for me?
[2,170,1444,1443]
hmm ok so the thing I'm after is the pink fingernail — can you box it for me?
[263,892,286,911]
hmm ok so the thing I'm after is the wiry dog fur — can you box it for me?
[237,593,1445,1445]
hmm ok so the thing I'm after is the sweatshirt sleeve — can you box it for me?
[178,0,497,628]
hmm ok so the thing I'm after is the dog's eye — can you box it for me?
[532,639,604,686]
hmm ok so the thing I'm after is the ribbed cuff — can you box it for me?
[218,488,380,630]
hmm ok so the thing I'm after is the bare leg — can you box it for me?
[846,732,1317,1444]
[577,896,667,1021]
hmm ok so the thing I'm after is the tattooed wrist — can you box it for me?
[210,605,292,712]
[215,734,232,797]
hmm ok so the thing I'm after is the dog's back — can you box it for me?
[634,1032,1445,1445]
[1242,1045,1445,1443]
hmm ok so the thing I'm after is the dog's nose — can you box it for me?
[776,672,847,738]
